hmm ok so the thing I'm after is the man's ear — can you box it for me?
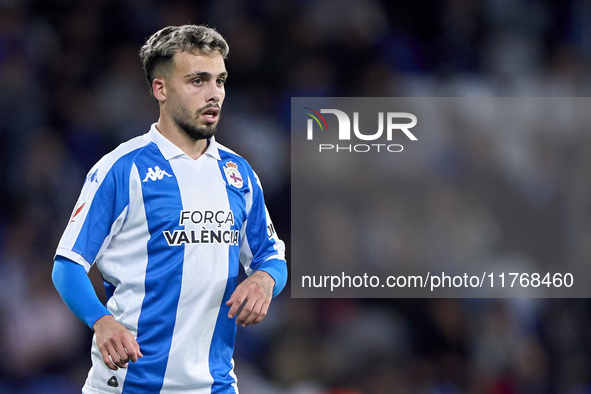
[152,78,166,102]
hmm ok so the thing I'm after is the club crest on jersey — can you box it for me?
[223,161,243,188]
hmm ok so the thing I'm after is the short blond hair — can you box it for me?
[139,25,229,95]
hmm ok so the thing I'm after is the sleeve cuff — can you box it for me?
[257,258,288,297]
[55,248,92,272]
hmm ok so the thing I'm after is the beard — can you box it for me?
[172,103,220,140]
[176,117,217,140]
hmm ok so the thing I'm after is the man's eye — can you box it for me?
[217,79,226,85]
[192,78,203,84]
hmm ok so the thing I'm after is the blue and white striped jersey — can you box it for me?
[55,124,286,394]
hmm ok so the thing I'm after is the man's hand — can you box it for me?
[226,270,274,327]
[93,315,143,370]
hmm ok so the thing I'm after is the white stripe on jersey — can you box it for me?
[161,154,228,392]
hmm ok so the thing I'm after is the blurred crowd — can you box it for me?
[1,0,591,393]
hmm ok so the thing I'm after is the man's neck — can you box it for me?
[155,117,209,160]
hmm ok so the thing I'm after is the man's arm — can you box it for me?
[257,258,288,297]
[228,167,288,327]
[52,256,111,328]
[226,270,275,327]
[52,257,142,370]
[226,258,287,326]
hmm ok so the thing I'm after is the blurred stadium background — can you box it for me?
[1,0,591,393]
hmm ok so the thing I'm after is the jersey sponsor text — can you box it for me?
[163,229,240,246]
[179,210,235,227]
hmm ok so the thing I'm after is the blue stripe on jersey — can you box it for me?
[73,152,135,265]
[239,162,280,271]
[208,154,252,393]
[122,143,185,393]
[208,251,238,394]
[243,184,269,270]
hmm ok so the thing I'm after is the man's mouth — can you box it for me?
[201,107,220,123]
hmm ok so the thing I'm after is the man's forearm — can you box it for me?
[52,256,111,329]
[256,258,288,297]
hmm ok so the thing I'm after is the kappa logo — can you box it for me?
[143,166,173,182]
[223,161,243,188]
[107,376,119,387]
[86,168,99,183]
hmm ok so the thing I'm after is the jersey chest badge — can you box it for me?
[223,161,243,188]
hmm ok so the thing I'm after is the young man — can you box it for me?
[52,25,287,394]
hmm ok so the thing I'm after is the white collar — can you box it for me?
[148,123,221,161]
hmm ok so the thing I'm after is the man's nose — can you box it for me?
[207,83,221,103]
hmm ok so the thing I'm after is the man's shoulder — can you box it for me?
[107,133,153,162]
[215,140,253,169]
[89,133,153,179]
